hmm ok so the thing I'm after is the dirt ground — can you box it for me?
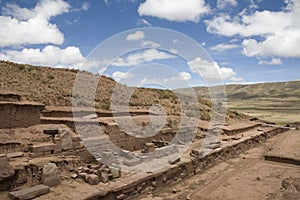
[138,130,300,200]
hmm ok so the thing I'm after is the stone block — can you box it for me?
[168,157,180,165]
[87,174,99,185]
[100,172,109,183]
[41,163,60,187]
[0,154,15,190]
[123,158,141,167]
[30,145,44,153]
[9,184,50,200]
[110,167,120,179]
[58,130,73,151]
[145,143,155,152]
[43,144,55,152]
[7,152,24,159]
[29,152,43,158]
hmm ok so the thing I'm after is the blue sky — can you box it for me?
[0,0,299,88]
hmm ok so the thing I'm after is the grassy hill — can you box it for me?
[188,81,300,124]
[1,60,224,121]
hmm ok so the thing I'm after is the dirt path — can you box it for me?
[138,130,300,200]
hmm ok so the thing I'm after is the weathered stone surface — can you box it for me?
[116,193,126,200]
[169,157,180,165]
[7,152,24,159]
[0,154,15,191]
[9,184,50,200]
[190,149,203,158]
[78,173,88,181]
[101,151,117,166]
[41,163,60,187]
[0,154,15,181]
[29,152,43,158]
[110,167,120,179]
[58,130,73,151]
[30,143,55,154]
[145,143,155,152]
[100,172,109,183]
[123,158,141,167]
[87,174,99,185]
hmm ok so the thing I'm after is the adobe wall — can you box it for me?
[0,102,44,128]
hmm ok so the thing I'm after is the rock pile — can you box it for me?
[72,163,120,185]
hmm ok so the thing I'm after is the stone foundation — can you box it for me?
[85,127,288,200]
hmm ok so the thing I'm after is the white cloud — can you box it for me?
[141,40,161,48]
[178,72,192,80]
[81,2,90,11]
[206,0,300,58]
[210,43,240,51]
[112,49,175,66]
[0,0,69,47]
[126,31,145,41]
[258,58,283,65]
[138,0,210,22]
[112,71,133,81]
[2,0,69,20]
[139,72,192,86]
[187,57,243,81]
[137,18,152,26]
[0,45,99,70]
[217,0,238,10]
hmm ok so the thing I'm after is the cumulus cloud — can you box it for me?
[188,57,243,81]
[217,0,238,10]
[258,58,283,65]
[206,0,300,58]
[138,0,210,22]
[209,43,240,51]
[0,45,99,70]
[126,31,145,41]
[112,49,175,66]
[0,0,69,47]
[112,71,133,81]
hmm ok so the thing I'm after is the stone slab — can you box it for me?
[8,184,50,200]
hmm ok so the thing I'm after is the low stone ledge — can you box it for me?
[8,184,50,200]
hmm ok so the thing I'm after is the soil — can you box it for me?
[139,130,300,200]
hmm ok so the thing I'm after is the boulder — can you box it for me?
[41,163,60,187]
[87,174,99,185]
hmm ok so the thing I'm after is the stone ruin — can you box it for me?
[0,90,291,199]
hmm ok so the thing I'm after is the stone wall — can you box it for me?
[85,127,288,200]
[0,102,44,128]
